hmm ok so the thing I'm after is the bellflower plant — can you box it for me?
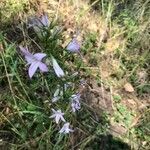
[19,46,48,78]
[59,122,74,134]
[18,14,84,137]
[50,109,66,124]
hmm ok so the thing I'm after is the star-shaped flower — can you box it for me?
[66,38,80,53]
[59,122,74,134]
[51,56,65,78]
[49,109,66,124]
[19,46,48,78]
[70,94,81,112]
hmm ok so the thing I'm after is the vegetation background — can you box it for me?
[0,0,149,149]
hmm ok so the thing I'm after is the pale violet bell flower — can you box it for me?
[19,46,48,78]
[51,56,65,78]
[66,38,80,53]
[49,109,66,124]
[71,94,81,112]
[29,14,50,38]
[59,122,74,134]
[29,14,50,28]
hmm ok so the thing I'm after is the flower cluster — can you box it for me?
[19,14,82,134]
[49,109,73,134]
[49,93,81,134]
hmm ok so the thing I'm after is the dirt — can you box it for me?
[80,78,114,114]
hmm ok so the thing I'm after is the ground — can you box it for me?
[0,0,150,149]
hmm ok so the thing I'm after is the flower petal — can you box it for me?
[34,53,47,61]
[39,62,48,72]
[41,14,49,27]
[60,116,66,122]
[52,96,60,103]
[19,46,31,56]
[28,61,40,78]
[66,38,80,53]
[59,123,73,134]
[55,115,60,124]
[19,46,35,64]
[59,127,65,133]
[25,55,35,64]
[28,17,42,28]
[49,114,55,118]
[51,108,57,113]
[51,56,64,77]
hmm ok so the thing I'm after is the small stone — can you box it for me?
[124,83,134,92]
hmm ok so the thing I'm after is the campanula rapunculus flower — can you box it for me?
[71,94,81,112]
[59,122,73,134]
[19,46,48,78]
[66,38,80,53]
[28,14,50,38]
[49,109,66,124]
[29,14,50,28]
[51,56,65,78]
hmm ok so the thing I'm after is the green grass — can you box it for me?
[0,0,150,149]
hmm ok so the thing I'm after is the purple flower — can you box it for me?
[66,38,80,53]
[70,94,81,112]
[51,56,65,78]
[59,122,73,134]
[40,14,49,27]
[28,14,50,38]
[49,109,66,124]
[19,46,48,78]
[29,14,50,28]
